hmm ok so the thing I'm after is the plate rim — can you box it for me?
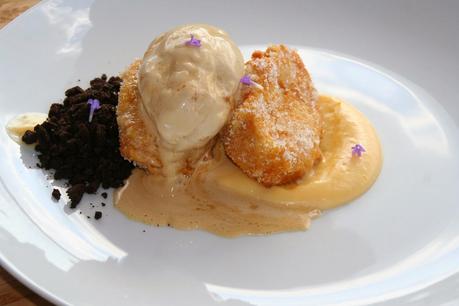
[1,1,459,305]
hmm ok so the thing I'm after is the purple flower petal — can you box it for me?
[240,75,252,85]
[87,98,101,122]
[240,75,263,90]
[351,144,366,157]
[185,34,201,47]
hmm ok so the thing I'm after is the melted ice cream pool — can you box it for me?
[115,96,383,237]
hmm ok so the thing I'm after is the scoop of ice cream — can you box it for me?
[138,24,244,155]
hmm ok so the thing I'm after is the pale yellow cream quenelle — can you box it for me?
[138,24,244,176]
[115,96,383,237]
[6,113,47,143]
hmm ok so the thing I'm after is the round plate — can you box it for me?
[1,1,459,305]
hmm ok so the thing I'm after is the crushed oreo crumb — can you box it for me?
[51,188,61,200]
[23,74,133,208]
[101,202,106,207]
[22,130,37,144]
[101,192,108,199]
[67,184,85,208]
[94,211,102,220]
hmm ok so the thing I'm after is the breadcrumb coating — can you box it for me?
[222,45,322,186]
[117,60,162,172]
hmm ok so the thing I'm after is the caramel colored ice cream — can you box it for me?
[138,24,244,176]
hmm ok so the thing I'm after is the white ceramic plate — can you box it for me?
[1,1,459,305]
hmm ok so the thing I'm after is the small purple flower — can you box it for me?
[185,34,201,47]
[87,98,100,122]
[240,75,252,85]
[240,74,263,90]
[352,144,366,157]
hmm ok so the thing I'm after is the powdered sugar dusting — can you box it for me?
[223,45,322,186]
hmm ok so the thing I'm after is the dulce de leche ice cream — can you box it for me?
[137,24,244,176]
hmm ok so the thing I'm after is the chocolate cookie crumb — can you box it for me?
[67,184,85,208]
[101,192,107,199]
[101,202,106,207]
[85,180,100,194]
[94,211,102,220]
[22,130,37,144]
[22,74,133,208]
[65,86,84,97]
[51,189,61,200]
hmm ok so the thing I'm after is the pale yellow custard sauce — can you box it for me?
[115,96,383,237]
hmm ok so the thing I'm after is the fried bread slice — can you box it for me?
[222,45,322,186]
[117,60,162,172]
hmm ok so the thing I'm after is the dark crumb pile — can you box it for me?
[22,74,134,208]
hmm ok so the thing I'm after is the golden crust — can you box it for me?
[222,45,322,186]
[117,60,161,172]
